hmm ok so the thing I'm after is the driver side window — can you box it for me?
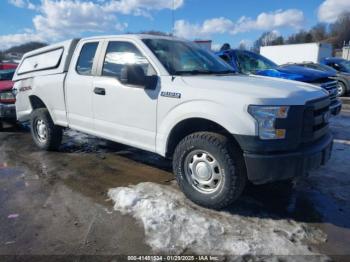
[236,52,257,73]
[236,52,271,74]
[102,41,156,81]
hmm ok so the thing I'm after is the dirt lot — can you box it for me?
[0,111,350,261]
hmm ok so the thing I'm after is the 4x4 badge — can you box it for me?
[161,91,181,99]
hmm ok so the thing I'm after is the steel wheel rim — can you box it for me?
[35,119,48,143]
[338,82,345,96]
[184,150,223,194]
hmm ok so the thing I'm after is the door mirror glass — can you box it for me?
[120,64,145,86]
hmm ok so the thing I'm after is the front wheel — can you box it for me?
[338,82,347,97]
[30,108,63,151]
[173,132,246,209]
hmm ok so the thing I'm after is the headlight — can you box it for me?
[248,105,289,140]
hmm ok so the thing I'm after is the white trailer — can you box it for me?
[343,46,350,60]
[260,43,332,65]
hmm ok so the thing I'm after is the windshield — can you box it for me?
[0,69,15,81]
[300,63,337,73]
[316,63,338,73]
[235,50,277,74]
[142,39,235,75]
[340,60,350,72]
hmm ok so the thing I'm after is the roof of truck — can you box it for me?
[82,34,185,41]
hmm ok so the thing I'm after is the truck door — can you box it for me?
[92,40,159,152]
[65,41,101,133]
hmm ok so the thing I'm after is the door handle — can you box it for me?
[94,87,106,96]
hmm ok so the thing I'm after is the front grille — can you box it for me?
[313,80,338,107]
[302,97,330,144]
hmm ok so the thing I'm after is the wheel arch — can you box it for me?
[29,95,47,110]
[164,117,241,158]
[28,95,58,124]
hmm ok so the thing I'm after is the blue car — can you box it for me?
[321,57,350,73]
[216,49,342,115]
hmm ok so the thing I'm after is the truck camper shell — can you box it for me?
[13,39,80,81]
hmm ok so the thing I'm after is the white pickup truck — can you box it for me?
[13,35,333,209]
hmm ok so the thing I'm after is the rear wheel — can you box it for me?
[173,132,246,209]
[30,108,63,151]
[0,121,3,131]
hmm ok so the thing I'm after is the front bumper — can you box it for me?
[243,133,333,184]
[0,103,16,121]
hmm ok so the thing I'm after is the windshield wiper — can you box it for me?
[173,70,212,75]
[173,69,235,76]
[212,70,235,75]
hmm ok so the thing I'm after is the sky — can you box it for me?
[0,0,350,50]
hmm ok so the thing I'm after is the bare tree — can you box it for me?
[329,12,350,48]
[252,31,283,52]
[287,30,313,44]
[310,23,328,42]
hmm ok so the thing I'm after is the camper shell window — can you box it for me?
[17,48,64,75]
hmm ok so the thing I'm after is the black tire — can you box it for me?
[173,132,246,209]
[338,81,346,97]
[30,108,63,151]
[0,121,3,131]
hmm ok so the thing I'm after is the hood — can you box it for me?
[256,65,336,82]
[181,74,327,105]
[0,80,14,92]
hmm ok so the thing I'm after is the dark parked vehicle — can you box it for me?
[216,49,342,115]
[294,62,350,96]
[321,58,350,96]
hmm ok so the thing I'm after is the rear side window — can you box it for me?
[102,41,155,80]
[76,42,98,75]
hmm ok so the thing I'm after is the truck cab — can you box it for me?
[13,35,334,209]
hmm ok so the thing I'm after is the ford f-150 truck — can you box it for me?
[13,35,333,209]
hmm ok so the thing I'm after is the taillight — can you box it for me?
[0,91,16,103]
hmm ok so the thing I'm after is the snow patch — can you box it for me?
[108,183,326,256]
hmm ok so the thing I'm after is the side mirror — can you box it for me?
[120,64,158,90]
[120,64,145,86]
[333,64,341,71]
